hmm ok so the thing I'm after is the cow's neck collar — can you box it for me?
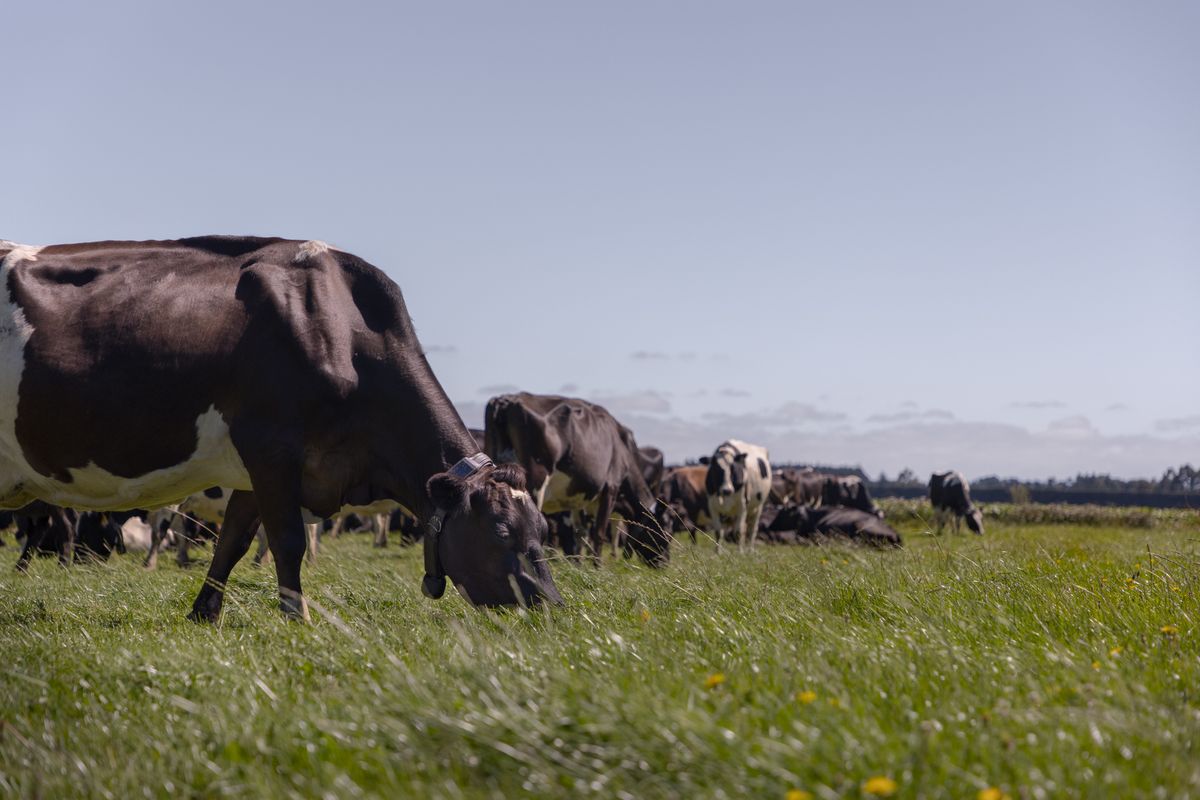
[447,452,493,480]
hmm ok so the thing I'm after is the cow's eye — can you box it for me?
[494,525,510,541]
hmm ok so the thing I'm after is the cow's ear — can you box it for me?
[427,474,468,510]
[492,463,527,492]
[699,456,710,465]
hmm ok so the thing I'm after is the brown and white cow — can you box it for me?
[484,392,668,566]
[659,465,712,542]
[0,237,560,618]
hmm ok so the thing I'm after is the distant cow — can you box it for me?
[824,475,882,517]
[637,447,665,496]
[771,467,823,506]
[0,237,559,618]
[485,392,667,566]
[763,504,901,548]
[702,440,771,550]
[12,507,127,565]
[930,471,983,535]
[145,486,233,569]
[659,465,712,541]
[772,468,881,516]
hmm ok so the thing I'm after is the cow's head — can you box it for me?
[422,462,563,608]
[965,508,984,535]
[702,448,747,498]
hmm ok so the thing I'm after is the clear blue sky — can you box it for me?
[4,1,1197,480]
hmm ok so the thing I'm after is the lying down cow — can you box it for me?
[763,504,902,547]
[0,237,560,618]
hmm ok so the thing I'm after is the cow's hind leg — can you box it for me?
[189,491,260,623]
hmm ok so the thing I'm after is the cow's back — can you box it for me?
[0,237,415,511]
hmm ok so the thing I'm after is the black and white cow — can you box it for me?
[772,468,882,517]
[0,237,560,617]
[702,440,771,550]
[929,470,984,535]
[763,504,902,548]
[824,475,882,518]
[484,392,667,566]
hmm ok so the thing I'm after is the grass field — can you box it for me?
[2,514,1198,799]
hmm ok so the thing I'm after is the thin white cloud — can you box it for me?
[612,413,1197,481]
[1009,400,1067,409]
[591,390,672,416]
[1156,415,1200,433]
[866,409,955,424]
[477,383,520,396]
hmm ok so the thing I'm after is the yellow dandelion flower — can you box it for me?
[828,697,841,708]
[1160,625,1179,637]
[796,690,817,705]
[1170,585,1181,593]
[1125,577,1137,588]
[641,608,651,623]
[1091,661,1100,671]
[786,791,813,800]
[1109,646,1123,657]
[862,775,898,796]
[704,672,726,689]
[978,788,1011,800]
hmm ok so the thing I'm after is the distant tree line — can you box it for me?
[869,464,1197,494]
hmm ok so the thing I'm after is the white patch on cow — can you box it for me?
[119,516,154,552]
[508,487,530,502]
[0,244,43,507]
[9,406,253,510]
[540,470,597,515]
[294,240,331,262]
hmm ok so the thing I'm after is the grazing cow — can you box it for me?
[0,237,560,618]
[659,465,712,542]
[702,440,772,550]
[930,471,984,535]
[484,392,667,566]
[763,504,901,548]
[637,447,665,496]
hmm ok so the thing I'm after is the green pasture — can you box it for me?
[1,511,1198,798]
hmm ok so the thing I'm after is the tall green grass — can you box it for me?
[1,517,1197,798]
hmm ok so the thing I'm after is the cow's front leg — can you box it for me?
[189,490,260,623]
[373,514,388,547]
[589,489,616,568]
[746,503,765,549]
[305,522,320,564]
[734,508,749,552]
[144,512,169,570]
[14,520,46,572]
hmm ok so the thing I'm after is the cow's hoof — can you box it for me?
[279,595,310,622]
[188,591,223,623]
[187,606,220,624]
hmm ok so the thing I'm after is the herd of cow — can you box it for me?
[0,236,984,619]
